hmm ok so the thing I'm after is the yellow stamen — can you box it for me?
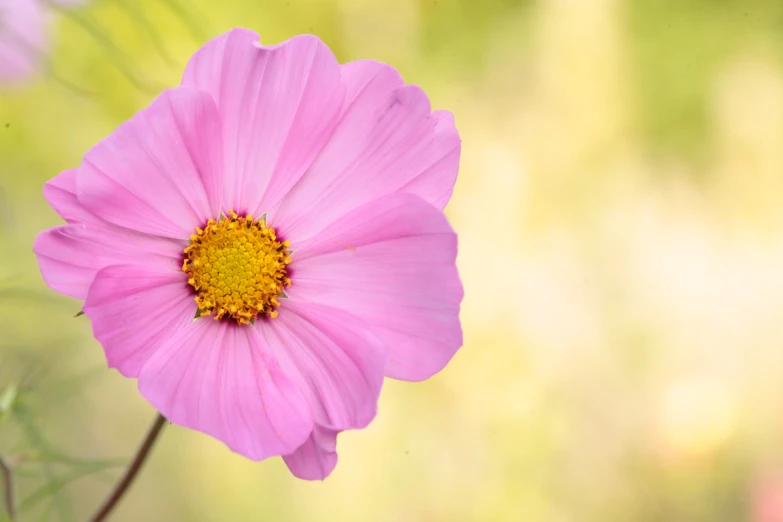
[183,210,290,325]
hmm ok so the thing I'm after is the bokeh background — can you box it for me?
[4,0,783,520]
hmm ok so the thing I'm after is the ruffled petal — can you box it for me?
[289,194,463,381]
[283,425,339,481]
[271,60,461,242]
[397,110,461,210]
[43,169,91,224]
[83,264,195,377]
[138,318,314,461]
[0,0,47,85]
[181,28,345,216]
[259,301,387,430]
[76,87,223,238]
[34,224,182,300]
[36,167,189,300]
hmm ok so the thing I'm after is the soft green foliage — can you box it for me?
[628,0,783,165]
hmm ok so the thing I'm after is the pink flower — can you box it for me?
[34,28,463,479]
[753,476,783,522]
[0,0,87,85]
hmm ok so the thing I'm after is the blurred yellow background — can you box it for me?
[4,0,783,520]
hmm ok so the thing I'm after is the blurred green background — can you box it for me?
[4,0,783,520]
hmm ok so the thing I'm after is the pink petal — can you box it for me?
[43,169,91,224]
[181,28,345,216]
[36,167,187,300]
[270,60,461,242]
[76,87,223,239]
[259,301,387,430]
[283,425,339,481]
[398,111,461,210]
[339,59,402,116]
[34,224,182,300]
[0,0,47,85]
[138,318,314,461]
[83,264,195,377]
[289,194,463,381]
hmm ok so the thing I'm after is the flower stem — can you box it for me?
[0,454,15,521]
[88,413,167,522]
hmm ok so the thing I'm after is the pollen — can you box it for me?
[183,210,291,325]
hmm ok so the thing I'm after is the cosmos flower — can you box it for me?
[34,28,463,479]
[0,0,87,85]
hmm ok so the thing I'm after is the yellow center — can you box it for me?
[182,210,291,325]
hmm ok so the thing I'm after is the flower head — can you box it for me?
[34,28,463,479]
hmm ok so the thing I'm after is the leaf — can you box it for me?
[16,454,125,470]
[0,384,17,416]
[35,501,53,522]
[13,414,75,522]
[57,8,162,94]
[19,465,117,513]
[118,0,177,67]
[161,0,211,44]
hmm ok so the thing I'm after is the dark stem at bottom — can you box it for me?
[88,413,167,522]
[0,454,15,521]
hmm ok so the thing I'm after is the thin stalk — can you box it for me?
[88,413,167,522]
[0,453,15,521]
